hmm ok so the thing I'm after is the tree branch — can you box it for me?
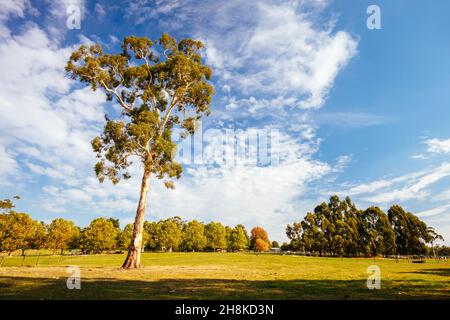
[100,81,132,112]
[157,96,178,138]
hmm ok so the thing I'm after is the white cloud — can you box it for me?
[334,155,352,172]
[410,154,427,160]
[425,137,450,155]
[204,1,357,109]
[0,23,106,192]
[42,0,87,40]
[0,145,19,185]
[0,0,28,21]
[128,0,357,110]
[0,0,39,40]
[239,2,357,108]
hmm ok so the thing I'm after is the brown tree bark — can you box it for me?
[122,169,151,268]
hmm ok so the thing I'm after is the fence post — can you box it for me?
[21,255,26,267]
[35,252,40,267]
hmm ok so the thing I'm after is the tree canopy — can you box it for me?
[286,195,441,257]
[204,222,227,250]
[81,218,119,253]
[46,218,80,254]
[250,227,270,251]
[0,197,45,254]
[66,34,214,187]
[181,220,207,252]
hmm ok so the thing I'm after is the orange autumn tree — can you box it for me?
[255,238,270,252]
[250,226,270,252]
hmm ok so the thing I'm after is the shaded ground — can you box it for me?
[0,253,448,299]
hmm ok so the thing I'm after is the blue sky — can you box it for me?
[0,0,449,244]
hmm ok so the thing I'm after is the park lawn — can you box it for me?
[0,252,448,299]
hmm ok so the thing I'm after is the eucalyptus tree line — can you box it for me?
[286,195,443,257]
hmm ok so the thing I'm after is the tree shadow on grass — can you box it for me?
[400,268,450,277]
[0,276,448,300]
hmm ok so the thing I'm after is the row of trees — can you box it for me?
[0,197,272,254]
[2,196,446,257]
[285,195,444,257]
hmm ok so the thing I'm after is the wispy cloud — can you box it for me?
[127,0,357,110]
[335,163,450,204]
[312,112,391,128]
[417,204,450,218]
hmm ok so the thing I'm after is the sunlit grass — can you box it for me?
[0,252,448,299]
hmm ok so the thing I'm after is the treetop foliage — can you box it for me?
[66,34,214,187]
[286,195,444,256]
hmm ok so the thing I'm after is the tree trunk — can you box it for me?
[122,169,151,269]
[431,242,436,259]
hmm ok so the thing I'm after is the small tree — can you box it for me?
[204,222,227,251]
[66,34,214,268]
[144,221,160,250]
[81,218,118,253]
[286,222,303,251]
[250,226,270,251]
[0,212,39,255]
[0,197,42,255]
[46,218,80,254]
[426,227,444,259]
[181,220,206,252]
[0,196,20,212]
[229,224,249,251]
[157,218,182,252]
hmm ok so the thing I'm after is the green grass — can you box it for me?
[0,252,448,299]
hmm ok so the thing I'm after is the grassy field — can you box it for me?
[0,252,448,299]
